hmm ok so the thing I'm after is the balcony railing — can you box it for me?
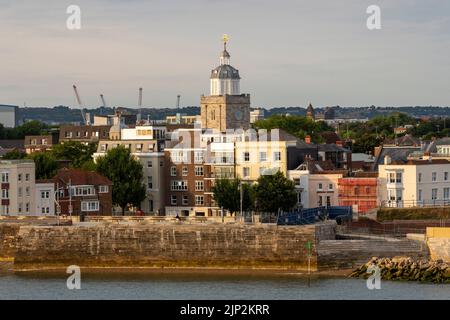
[381,199,450,208]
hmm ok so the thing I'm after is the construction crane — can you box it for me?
[138,87,143,123]
[72,85,87,125]
[100,94,108,108]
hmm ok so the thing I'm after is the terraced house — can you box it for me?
[378,157,450,208]
[93,125,166,214]
[0,160,35,215]
[164,128,213,217]
[51,168,112,216]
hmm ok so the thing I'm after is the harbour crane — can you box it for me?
[72,85,87,125]
[100,94,108,108]
[137,87,143,123]
[139,87,143,119]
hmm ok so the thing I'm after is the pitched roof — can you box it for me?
[436,137,450,146]
[320,131,341,144]
[53,168,112,186]
[0,140,24,149]
[373,147,420,170]
[383,134,420,147]
[318,143,350,153]
[294,159,337,173]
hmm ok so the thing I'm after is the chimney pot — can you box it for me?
[305,135,311,144]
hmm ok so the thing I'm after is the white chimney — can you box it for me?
[384,155,391,165]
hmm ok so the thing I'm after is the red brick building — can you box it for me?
[52,168,113,217]
[338,176,378,214]
[164,129,214,217]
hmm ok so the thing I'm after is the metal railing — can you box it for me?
[381,199,450,208]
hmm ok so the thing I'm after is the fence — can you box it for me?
[277,206,353,225]
[381,199,450,208]
[339,219,450,238]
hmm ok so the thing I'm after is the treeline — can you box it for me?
[0,121,53,139]
[15,105,450,124]
[253,112,450,154]
[253,115,333,143]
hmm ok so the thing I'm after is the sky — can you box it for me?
[0,0,449,109]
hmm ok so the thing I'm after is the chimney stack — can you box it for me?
[305,135,311,144]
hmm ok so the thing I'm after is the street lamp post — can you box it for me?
[240,180,243,221]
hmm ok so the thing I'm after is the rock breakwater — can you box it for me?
[350,256,449,283]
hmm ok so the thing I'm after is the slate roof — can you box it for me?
[318,144,350,153]
[52,168,112,186]
[436,137,450,146]
[373,147,421,170]
[383,134,420,147]
[210,64,240,80]
[0,139,24,150]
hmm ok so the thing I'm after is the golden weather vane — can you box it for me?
[222,34,229,49]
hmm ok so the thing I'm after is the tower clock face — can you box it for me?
[234,110,243,121]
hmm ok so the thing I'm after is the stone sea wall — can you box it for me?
[317,239,429,270]
[427,238,450,263]
[0,224,20,260]
[13,222,336,271]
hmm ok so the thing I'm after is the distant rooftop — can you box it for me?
[0,159,34,165]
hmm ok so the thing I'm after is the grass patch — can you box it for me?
[377,207,450,221]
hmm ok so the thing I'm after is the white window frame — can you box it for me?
[171,180,188,191]
[444,188,450,200]
[1,189,9,199]
[71,186,95,196]
[81,201,100,212]
[99,185,109,193]
[195,166,204,176]
[1,172,9,183]
[41,190,50,199]
[273,151,281,161]
[259,152,267,162]
[431,188,438,200]
[195,195,204,206]
[147,176,153,189]
[194,151,204,163]
[195,180,204,191]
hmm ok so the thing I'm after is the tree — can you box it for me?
[253,114,333,143]
[212,178,254,215]
[254,171,297,213]
[95,146,146,215]
[27,152,58,179]
[2,149,26,160]
[52,141,98,168]
[0,120,50,139]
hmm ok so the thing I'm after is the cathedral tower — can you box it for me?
[200,35,250,131]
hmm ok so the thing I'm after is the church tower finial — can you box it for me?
[220,34,231,65]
